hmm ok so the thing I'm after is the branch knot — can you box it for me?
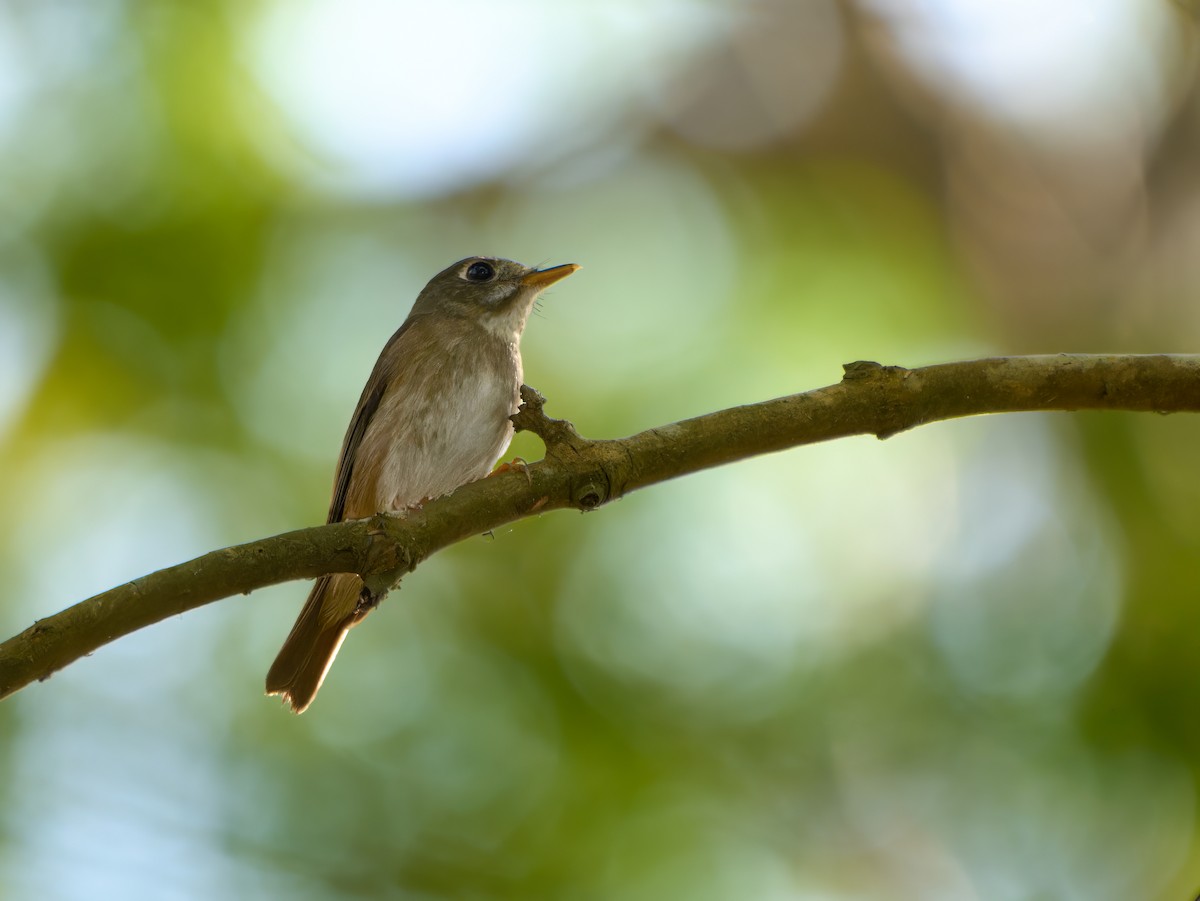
[511,385,590,459]
[842,360,910,381]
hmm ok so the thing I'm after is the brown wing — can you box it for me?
[325,317,418,524]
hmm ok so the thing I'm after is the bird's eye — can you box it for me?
[465,261,495,282]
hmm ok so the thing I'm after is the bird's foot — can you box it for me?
[490,457,533,485]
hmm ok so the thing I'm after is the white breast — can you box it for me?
[365,341,521,511]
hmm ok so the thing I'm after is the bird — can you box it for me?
[265,256,580,713]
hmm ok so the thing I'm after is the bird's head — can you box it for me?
[412,257,580,339]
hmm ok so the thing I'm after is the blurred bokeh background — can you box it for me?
[1,0,1199,898]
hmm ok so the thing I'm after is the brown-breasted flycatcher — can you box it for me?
[266,256,579,712]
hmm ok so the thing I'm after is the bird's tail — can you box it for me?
[265,573,363,713]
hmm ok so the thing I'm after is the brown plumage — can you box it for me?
[265,257,579,712]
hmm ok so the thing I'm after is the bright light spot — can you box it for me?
[0,249,58,443]
[864,0,1178,148]
[556,426,960,719]
[220,229,428,464]
[6,435,226,618]
[247,0,729,196]
[0,10,32,137]
[496,154,738,387]
[927,418,1121,700]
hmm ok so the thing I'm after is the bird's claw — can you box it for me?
[491,457,533,485]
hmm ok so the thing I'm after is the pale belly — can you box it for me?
[370,368,518,511]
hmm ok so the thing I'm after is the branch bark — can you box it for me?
[2,353,1197,702]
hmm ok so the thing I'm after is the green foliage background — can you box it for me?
[1,1,1199,898]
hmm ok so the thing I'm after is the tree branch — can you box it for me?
[2,354,1197,702]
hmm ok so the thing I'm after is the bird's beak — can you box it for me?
[521,263,580,290]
